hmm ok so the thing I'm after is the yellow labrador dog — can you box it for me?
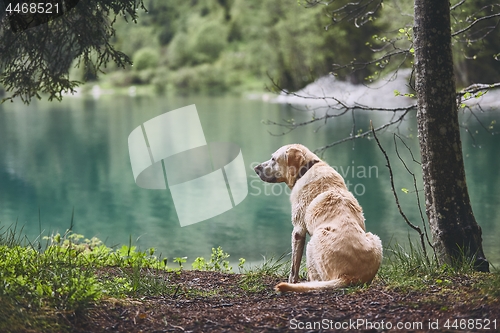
[254,144,382,292]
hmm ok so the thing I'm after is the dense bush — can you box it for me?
[169,64,227,94]
[133,47,159,71]
[190,20,228,65]
[167,31,191,69]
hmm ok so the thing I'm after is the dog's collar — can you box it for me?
[296,159,320,182]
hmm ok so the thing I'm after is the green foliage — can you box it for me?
[190,20,228,65]
[450,1,500,86]
[394,90,415,98]
[191,246,232,273]
[166,7,228,68]
[111,25,159,63]
[192,256,207,271]
[167,31,192,69]
[42,231,167,269]
[0,0,147,103]
[208,246,232,272]
[0,244,101,311]
[459,90,491,108]
[238,258,246,272]
[100,0,390,93]
[0,228,173,317]
[133,47,159,71]
[169,63,229,94]
[174,256,188,269]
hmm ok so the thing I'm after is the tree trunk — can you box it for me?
[413,0,489,272]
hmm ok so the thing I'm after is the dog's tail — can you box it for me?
[275,278,348,293]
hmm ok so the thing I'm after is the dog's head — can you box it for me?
[254,144,321,188]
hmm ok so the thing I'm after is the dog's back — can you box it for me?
[254,143,382,293]
[278,160,383,293]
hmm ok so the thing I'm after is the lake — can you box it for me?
[0,94,499,268]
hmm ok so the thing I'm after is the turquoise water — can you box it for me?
[0,95,499,267]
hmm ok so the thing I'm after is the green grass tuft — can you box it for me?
[378,240,487,292]
[238,254,289,293]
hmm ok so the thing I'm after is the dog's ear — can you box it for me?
[286,147,305,187]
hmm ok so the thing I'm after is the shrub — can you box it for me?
[107,70,134,87]
[190,20,228,65]
[152,67,170,94]
[167,31,191,69]
[133,47,159,71]
[169,64,227,94]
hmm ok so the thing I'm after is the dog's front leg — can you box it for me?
[289,226,306,283]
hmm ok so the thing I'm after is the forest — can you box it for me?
[72,0,499,95]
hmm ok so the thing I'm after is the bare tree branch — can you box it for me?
[450,0,467,11]
[393,134,436,262]
[459,82,500,95]
[370,120,432,262]
[452,13,500,37]
[314,108,414,155]
[305,0,383,27]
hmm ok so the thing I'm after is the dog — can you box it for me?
[254,144,382,292]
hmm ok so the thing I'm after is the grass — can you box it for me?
[0,224,498,332]
[238,254,291,293]
[0,225,172,332]
[378,240,441,291]
[379,239,500,301]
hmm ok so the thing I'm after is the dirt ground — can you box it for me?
[70,270,499,333]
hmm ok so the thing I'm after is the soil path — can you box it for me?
[75,271,499,332]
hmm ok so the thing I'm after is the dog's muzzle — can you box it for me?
[254,164,265,179]
[254,164,277,183]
